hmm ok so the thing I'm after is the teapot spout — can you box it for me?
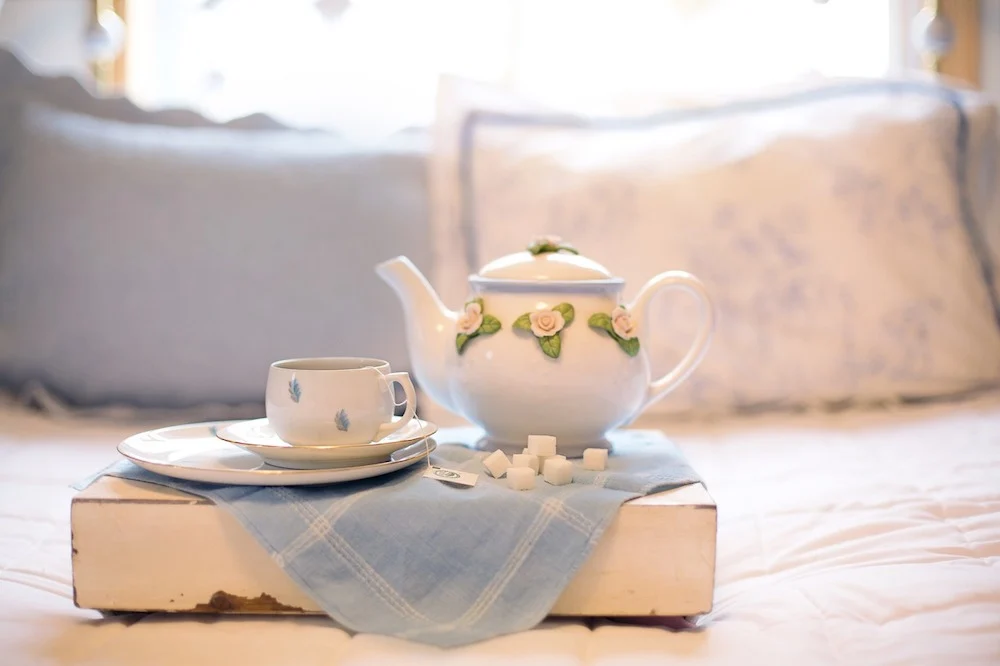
[375,256,458,413]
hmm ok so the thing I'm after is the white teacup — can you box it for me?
[265,357,416,446]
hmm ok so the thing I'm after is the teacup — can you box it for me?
[265,357,416,446]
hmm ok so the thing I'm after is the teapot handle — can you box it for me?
[626,271,715,411]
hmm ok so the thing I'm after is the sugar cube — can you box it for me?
[483,449,511,478]
[527,435,557,457]
[511,453,539,474]
[542,454,567,475]
[543,458,573,486]
[507,466,536,490]
[583,448,608,471]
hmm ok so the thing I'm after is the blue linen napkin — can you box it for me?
[79,427,702,647]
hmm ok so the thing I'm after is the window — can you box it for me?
[113,0,939,138]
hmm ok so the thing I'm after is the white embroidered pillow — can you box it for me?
[430,77,1000,415]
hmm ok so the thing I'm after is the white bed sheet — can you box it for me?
[1,396,998,666]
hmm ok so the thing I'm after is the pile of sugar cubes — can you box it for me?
[482,435,608,490]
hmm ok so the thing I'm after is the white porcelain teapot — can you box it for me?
[376,236,714,455]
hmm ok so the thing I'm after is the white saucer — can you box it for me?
[117,421,437,486]
[214,417,438,469]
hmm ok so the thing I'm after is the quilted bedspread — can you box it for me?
[1,395,998,665]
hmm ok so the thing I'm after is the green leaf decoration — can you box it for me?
[528,242,555,255]
[588,312,613,332]
[513,313,533,331]
[539,334,561,358]
[617,336,641,357]
[552,302,575,326]
[589,310,641,356]
[479,314,501,334]
[527,241,580,256]
[456,299,500,354]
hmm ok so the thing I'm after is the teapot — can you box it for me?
[376,236,714,456]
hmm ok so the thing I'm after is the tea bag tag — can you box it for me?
[415,416,477,486]
[423,465,478,487]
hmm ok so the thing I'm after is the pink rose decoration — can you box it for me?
[457,301,484,335]
[611,306,637,340]
[529,309,566,338]
[533,234,563,247]
[527,235,578,256]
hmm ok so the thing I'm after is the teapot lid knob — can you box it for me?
[527,235,579,256]
[474,234,615,281]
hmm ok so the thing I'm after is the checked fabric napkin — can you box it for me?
[78,427,703,647]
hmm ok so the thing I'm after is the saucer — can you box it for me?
[118,421,437,486]
[214,417,438,469]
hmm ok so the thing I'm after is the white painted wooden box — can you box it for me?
[71,431,717,618]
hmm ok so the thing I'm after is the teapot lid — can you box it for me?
[476,236,615,282]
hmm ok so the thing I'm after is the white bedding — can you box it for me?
[1,397,999,666]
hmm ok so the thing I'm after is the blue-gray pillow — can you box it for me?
[0,48,286,196]
[0,102,432,409]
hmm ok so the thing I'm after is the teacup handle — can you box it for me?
[373,371,417,441]
[627,271,715,412]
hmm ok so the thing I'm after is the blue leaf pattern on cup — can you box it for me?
[288,376,302,403]
[335,409,350,431]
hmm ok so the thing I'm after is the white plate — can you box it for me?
[214,417,438,469]
[117,422,437,486]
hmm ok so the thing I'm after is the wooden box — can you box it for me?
[71,432,717,618]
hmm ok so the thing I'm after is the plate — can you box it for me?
[117,421,437,486]
[214,417,438,469]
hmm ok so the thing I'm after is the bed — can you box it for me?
[2,41,1000,663]
[2,394,999,665]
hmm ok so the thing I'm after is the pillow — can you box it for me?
[0,102,433,409]
[0,48,287,195]
[430,76,1000,415]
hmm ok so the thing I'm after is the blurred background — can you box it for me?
[0,0,996,138]
[1,0,998,415]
